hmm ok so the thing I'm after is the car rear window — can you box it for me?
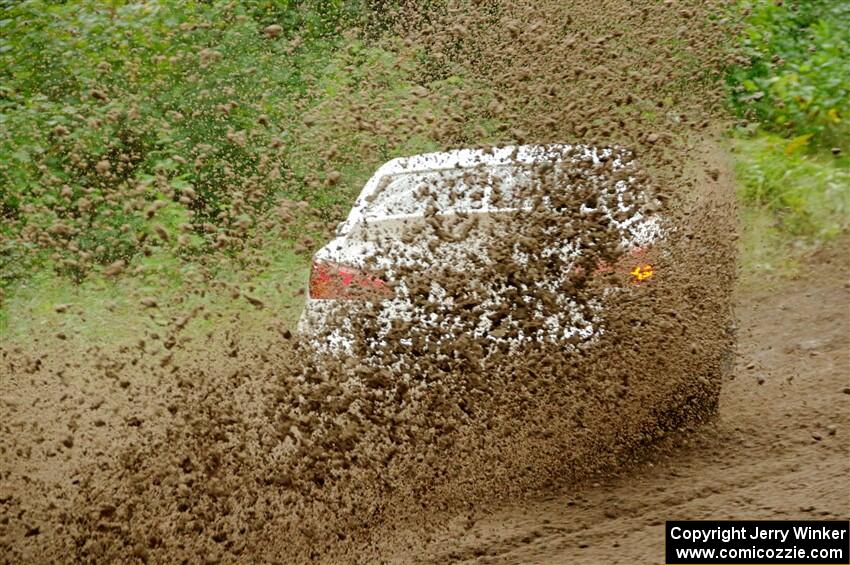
[361,164,533,219]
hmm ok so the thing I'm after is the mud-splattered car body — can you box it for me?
[298,144,664,359]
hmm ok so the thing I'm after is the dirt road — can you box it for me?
[376,242,850,564]
[1,214,847,565]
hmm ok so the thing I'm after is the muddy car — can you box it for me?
[298,144,667,359]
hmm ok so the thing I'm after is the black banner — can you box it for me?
[666,520,849,564]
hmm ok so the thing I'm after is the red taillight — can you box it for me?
[309,261,391,300]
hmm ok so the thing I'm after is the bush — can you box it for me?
[728,0,849,245]
[0,0,504,307]
[0,0,362,285]
[727,0,850,149]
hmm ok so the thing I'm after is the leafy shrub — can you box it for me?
[0,0,362,285]
[728,0,849,245]
[0,0,502,305]
[727,0,850,149]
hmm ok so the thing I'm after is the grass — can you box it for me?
[0,1,505,347]
[0,242,310,345]
[733,133,849,281]
[728,0,849,279]
[734,134,850,237]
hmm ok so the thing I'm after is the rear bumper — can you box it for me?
[297,297,363,355]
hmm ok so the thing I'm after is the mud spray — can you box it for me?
[2,0,740,562]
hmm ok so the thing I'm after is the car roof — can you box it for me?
[339,144,635,234]
[375,144,622,175]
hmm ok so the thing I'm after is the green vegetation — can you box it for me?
[0,0,355,336]
[734,134,849,238]
[729,0,849,147]
[727,0,849,258]
[0,0,499,339]
[3,0,846,340]
[1,1,354,283]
